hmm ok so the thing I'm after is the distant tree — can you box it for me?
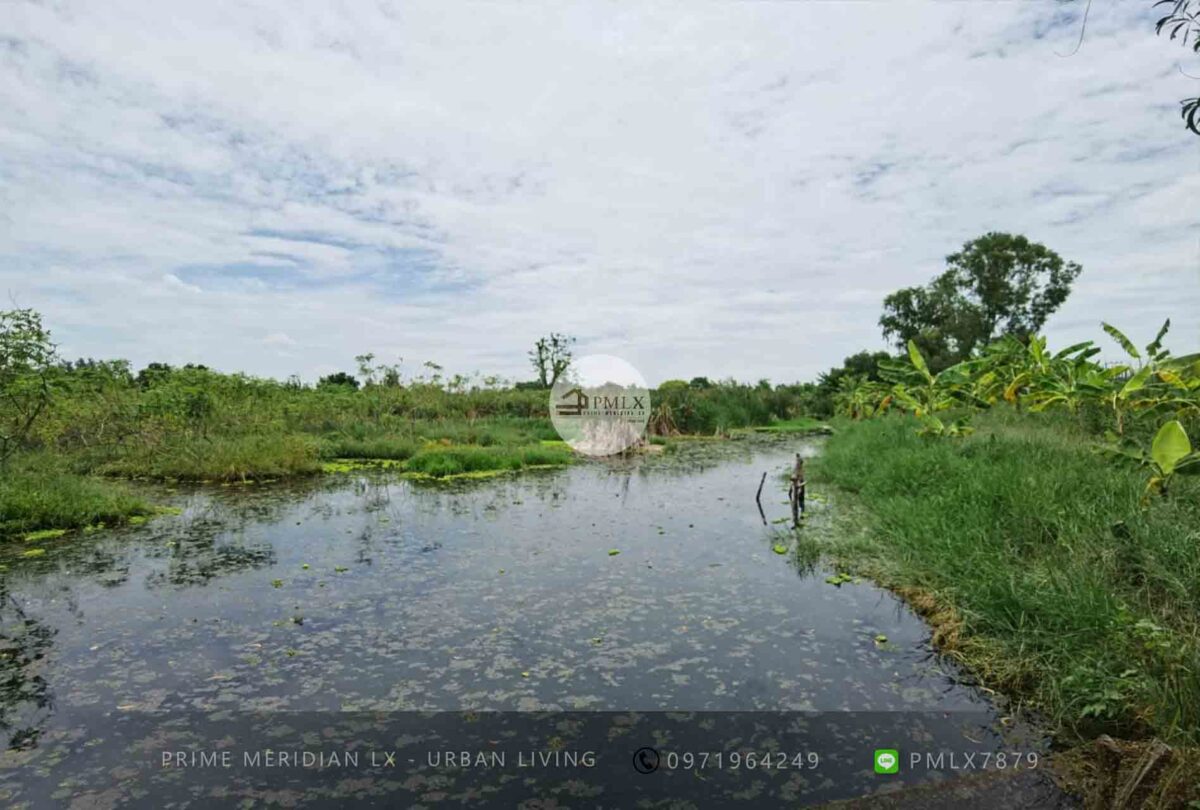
[814,351,893,417]
[136,362,174,389]
[529,333,576,388]
[355,353,377,386]
[0,309,56,465]
[880,233,1081,371]
[688,376,712,389]
[318,372,359,390]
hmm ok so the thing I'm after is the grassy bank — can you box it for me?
[0,461,154,537]
[0,353,823,537]
[811,411,1200,745]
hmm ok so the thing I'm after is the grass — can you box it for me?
[320,435,419,461]
[401,444,574,478]
[746,416,830,434]
[0,462,154,537]
[97,434,322,481]
[811,412,1200,746]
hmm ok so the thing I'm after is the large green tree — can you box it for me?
[879,233,1082,371]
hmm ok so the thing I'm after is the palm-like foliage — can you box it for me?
[839,320,1200,498]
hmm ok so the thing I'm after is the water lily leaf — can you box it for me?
[772,543,788,555]
[607,549,620,556]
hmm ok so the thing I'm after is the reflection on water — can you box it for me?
[0,435,1039,804]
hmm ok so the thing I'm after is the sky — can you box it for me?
[1,1,1198,385]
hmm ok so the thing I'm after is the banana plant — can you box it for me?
[1100,321,1183,434]
[882,341,974,436]
[833,375,892,420]
[1100,419,1200,501]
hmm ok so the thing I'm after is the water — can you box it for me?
[0,436,1050,807]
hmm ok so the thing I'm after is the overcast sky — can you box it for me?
[2,1,1197,385]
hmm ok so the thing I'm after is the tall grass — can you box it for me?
[0,460,152,536]
[813,413,1200,744]
[97,434,322,481]
[403,444,573,478]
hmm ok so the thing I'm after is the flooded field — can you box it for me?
[0,437,1051,807]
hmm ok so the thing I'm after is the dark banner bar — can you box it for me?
[0,710,1050,808]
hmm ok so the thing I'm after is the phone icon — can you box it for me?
[632,747,660,774]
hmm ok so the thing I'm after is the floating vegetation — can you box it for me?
[23,528,67,543]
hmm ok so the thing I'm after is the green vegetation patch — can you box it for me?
[748,417,831,434]
[814,413,1200,745]
[1,465,154,539]
[402,444,573,479]
[98,434,322,482]
[23,528,68,542]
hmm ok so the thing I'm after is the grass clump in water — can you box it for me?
[402,444,573,479]
[748,417,830,434]
[320,435,418,461]
[98,434,322,482]
[0,461,154,538]
[813,413,1200,745]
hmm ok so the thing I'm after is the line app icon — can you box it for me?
[873,749,899,774]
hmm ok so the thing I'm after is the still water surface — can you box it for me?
[0,437,1037,806]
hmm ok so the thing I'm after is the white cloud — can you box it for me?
[162,273,202,294]
[261,331,296,348]
[0,0,1196,383]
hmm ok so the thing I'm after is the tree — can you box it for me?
[0,309,56,465]
[318,372,359,390]
[814,351,893,417]
[880,233,1081,371]
[1153,0,1200,134]
[528,333,576,388]
[136,362,174,388]
[1061,1,1199,134]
